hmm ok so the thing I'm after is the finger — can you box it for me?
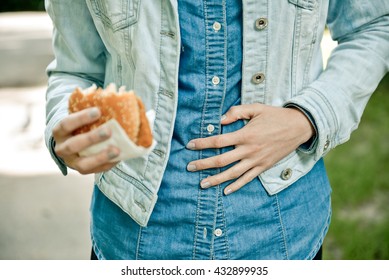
[186,131,242,150]
[53,107,101,138]
[223,166,263,195]
[70,146,120,175]
[221,104,263,125]
[55,126,112,158]
[84,161,119,174]
[187,147,245,172]
[199,159,252,189]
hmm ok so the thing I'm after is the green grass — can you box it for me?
[323,73,389,259]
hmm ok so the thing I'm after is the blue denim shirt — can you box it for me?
[45,0,389,258]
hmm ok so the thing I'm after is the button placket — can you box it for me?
[213,21,221,32]
[214,228,223,237]
[207,124,215,133]
[212,76,220,85]
[192,2,228,259]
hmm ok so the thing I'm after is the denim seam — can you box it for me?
[91,236,106,260]
[209,185,220,260]
[111,167,154,198]
[263,0,269,103]
[240,0,247,102]
[199,0,208,259]
[192,0,208,258]
[193,174,213,259]
[123,26,136,79]
[201,1,210,143]
[116,54,123,88]
[220,0,227,121]
[90,0,139,31]
[304,87,339,138]
[291,5,302,97]
[302,6,319,87]
[135,225,144,260]
[288,0,317,11]
[213,0,228,260]
[274,194,289,260]
[219,186,231,260]
[142,4,165,183]
[192,186,202,259]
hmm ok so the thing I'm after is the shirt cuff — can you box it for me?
[45,111,69,176]
[49,136,68,176]
[284,103,318,154]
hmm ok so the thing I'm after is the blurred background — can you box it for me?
[0,1,388,260]
[0,0,94,260]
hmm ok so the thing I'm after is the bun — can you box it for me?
[68,84,153,147]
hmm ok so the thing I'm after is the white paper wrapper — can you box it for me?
[79,110,157,162]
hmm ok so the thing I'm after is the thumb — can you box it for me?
[221,104,263,125]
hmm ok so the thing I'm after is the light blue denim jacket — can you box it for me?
[45,0,389,227]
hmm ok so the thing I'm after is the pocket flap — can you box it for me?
[288,0,317,10]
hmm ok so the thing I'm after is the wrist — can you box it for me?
[288,107,316,145]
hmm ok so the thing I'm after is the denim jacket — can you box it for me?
[45,0,389,227]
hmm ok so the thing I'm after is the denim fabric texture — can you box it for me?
[44,0,389,259]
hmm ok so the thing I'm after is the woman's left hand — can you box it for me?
[186,103,315,195]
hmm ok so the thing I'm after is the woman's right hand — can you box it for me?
[52,107,120,174]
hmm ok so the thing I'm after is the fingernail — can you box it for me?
[187,164,197,172]
[200,180,211,189]
[221,114,227,121]
[99,128,110,139]
[89,107,100,119]
[224,188,232,195]
[186,141,195,149]
[108,149,119,160]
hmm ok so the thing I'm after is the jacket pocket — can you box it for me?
[288,0,317,10]
[88,0,140,31]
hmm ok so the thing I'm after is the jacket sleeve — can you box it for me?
[285,0,389,160]
[44,0,107,175]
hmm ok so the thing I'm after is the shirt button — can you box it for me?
[255,18,268,30]
[213,21,221,32]
[251,72,265,84]
[207,124,215,133]
[212,76,220,85]
[281,168,293,180]
[214,228,223,237]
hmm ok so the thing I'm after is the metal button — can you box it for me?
[281,168,293,180]
[212,76,220,85]
[323,140,330,151]
[214,228,223,237]
[251,72,265,84]
[207,124,215,133]
[255,18,268,30]
[213,21,221,31]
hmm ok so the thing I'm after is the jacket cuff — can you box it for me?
[284,87,337,160]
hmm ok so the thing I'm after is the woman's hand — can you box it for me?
[186,104,315,195]
[52,107,120,174]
